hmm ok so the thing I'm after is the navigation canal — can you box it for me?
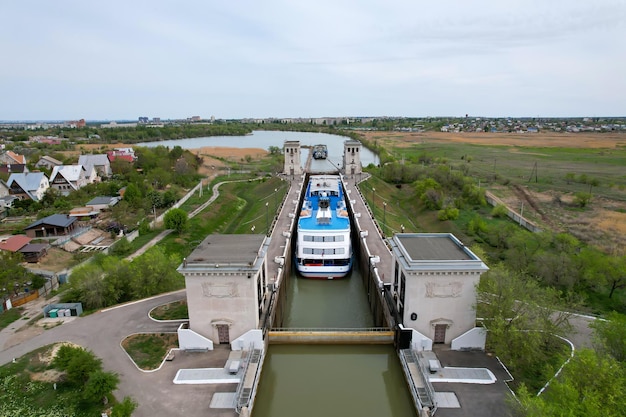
[252,263,418,417]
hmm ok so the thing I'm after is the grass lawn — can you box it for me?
[150,300,188,321]
[0,307,22,331]
[121,333,179,370]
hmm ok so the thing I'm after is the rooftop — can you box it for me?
[397,234,472,261]
[389,233,489,272]
[180,234,269,271]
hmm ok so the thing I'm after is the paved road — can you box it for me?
[0,290,238,417]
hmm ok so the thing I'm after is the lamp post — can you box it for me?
[265,202,269,236]
[274,188,278,211]
[371,187,375,208]
[383,202,387,237]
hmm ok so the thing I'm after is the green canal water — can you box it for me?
[252,265,418,417]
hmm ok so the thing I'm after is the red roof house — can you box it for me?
[0,235,32,252]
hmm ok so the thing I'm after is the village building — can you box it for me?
[85,196,120,211]
[49,165,95,195]
[19,243,49,263]
[78,154,112,178]
[35,155,64,170]
[0,150,26,165]
[7,172,49,201]
[24,214,77,238]
[0,235,32,253]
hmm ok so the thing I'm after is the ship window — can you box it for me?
[303,248,345,255]
[303,235,345,243]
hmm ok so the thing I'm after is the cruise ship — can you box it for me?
[295,174,353,279]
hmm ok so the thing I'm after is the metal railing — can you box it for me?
[269,327,391,332]
[399,349,437,415]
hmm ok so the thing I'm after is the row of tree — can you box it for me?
[61,247,183,311]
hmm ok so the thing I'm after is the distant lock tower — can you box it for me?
[343,140,362,176]
[283,140,302,176]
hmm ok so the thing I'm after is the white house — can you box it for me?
[7,172,49,201]
[78,154,112,178]
[49,165,92,195]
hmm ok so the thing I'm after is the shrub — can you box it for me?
[573,192,592,207]
[438,206,459,221]
[491,204,508,218]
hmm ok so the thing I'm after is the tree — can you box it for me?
[65,262,116,310]
[83,370,119,404]
[514,349,626,417]
[164,208,188,233]
[53,345,102,385]
[111,396,138,417]
[581,249,626,299]
[590,311,626,363]
[122,183,142,208]
[128,246,183,298]
[477,265,574,371]
[0,251,36,296]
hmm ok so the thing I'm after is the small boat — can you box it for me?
[295,175,352,279]
[312,144,328,160]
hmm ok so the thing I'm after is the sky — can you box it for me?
[1,0,625,120]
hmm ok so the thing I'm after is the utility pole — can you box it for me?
[265,202,269,236]
[383,202,387,237]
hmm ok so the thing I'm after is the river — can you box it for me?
[137,130,380,169]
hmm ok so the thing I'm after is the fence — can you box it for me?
[484,191,541,233]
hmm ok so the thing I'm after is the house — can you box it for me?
[69,206,100,218]
[35,155,64,170]
[49,165,93,195]
[24,214,77,238]
[0,164,27,174]
[0,235,32,252]
[0,180,16,208]
[388,233,489,351]
[0,150,26,165]
[7,172,50,201]
[107,151,135,163]
[78,154,112,178]
[85,196,120,211]
[19,243,49,263]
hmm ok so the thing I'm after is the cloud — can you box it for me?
[0,0,625,119]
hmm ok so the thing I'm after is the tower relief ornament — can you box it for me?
[202,282,237,298]
[425,281,462,298]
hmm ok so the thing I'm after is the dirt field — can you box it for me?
[359,131,626,149]
[358,131,626,249]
